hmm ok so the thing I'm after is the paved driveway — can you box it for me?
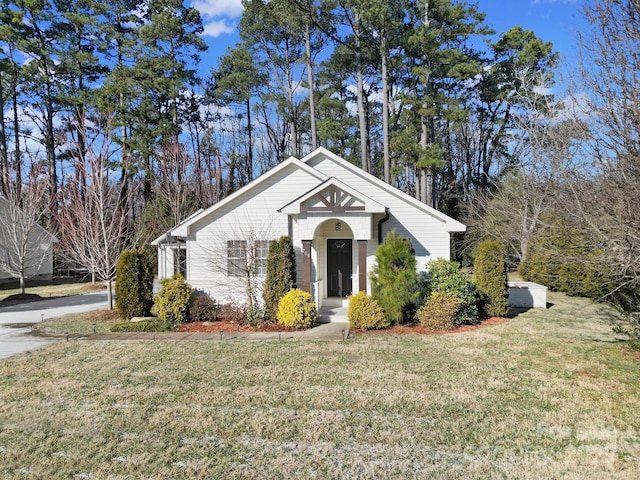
[0,291,108,360]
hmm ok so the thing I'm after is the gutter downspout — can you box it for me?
[378,208,390,244]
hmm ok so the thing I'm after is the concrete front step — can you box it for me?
[318,305,348,323]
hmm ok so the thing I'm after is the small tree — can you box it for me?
[370,230,419,324]
[115,249,154,320]
[263,236,296,320]
[0,175,50,294]
[474,239,509,318]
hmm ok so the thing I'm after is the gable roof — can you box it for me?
[157,148,466,239]
[279,177,386,215]
[299,148,466,232]
[167,156,327,237]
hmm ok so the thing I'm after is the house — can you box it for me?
[152,148,466,307]
[0,196,57,284]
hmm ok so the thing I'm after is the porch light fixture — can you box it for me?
[335,221,342,231]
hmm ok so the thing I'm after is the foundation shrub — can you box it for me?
[220,302,248,324]
[347,291,390,330]
[154,274,194,325]
[110,320,174,332]
[188,295,221,323]
[115,249,154,320]
[426,258,479,325]
[277,288,317,329]
[370,230,419,324]
[417,291,463,330]
[474,239,510,318]
[263,236,296,321]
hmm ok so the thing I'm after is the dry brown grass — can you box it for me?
[1,291,639,479]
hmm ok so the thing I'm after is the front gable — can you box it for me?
[299,148,466,233]
[280,178,386,215]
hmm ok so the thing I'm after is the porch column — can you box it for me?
[302,240,312,293]
[358,240,367,293]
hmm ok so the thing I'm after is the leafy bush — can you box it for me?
[263,236,296,321]
[370,230,419,324]
[115,249,154,320]
[474,239,509,318]
[220,302,248,324]
[154,274,194,325]
[347,291,389,330]
[110,320,174,332]
[189,295,221,323]
[247,304,270,328]
[416,291,463,330]
[426,258,479,325]
[277,288,317,329]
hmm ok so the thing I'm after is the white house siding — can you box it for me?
[306,153,452,272]
[184,164,324,302]
[0,203,55,282]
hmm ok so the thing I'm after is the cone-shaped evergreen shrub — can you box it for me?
[474,239,509,317]
[370,230,419,324]
[115,249,154,320]
[347,291,389,329]
[154,274,194,325]
[263,236,296,321]
[277,288,317,329]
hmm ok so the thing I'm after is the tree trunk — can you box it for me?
[246,96,254,181]
[355,12,369,172]
[381,30,390,184]
[305,23,318,150]
[107,279,114,310]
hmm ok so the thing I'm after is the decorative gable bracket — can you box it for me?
[301,184,365,213]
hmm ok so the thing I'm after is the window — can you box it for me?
[254,240,270,276]
[227,240,247,277]
[226,239,271,277]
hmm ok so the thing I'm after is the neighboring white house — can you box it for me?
[0,196,57,284]
[152,148,466,307]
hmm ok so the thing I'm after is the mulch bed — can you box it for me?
[351,317,510,335]
[178,317,509,334]
[177,321,297,333]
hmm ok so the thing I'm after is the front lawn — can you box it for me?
[1,291,639,479]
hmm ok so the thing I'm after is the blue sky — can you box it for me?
[191,0,584,76]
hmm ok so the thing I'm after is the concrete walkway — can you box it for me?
[62,321,350,343]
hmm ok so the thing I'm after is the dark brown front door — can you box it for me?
[327,239,352,297]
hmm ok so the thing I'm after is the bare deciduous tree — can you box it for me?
[0,171,52,294]
[563,0,640,308]
[57,115,133,309]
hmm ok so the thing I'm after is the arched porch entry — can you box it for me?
[299,217,370,307]
[313,219,356,299]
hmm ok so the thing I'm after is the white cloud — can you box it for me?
[192,0,243,38]
[193,0,243,19]
[202,19,236,37]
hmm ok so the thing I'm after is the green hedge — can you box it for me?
[115,249,154,320]
[474,239,509,318]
